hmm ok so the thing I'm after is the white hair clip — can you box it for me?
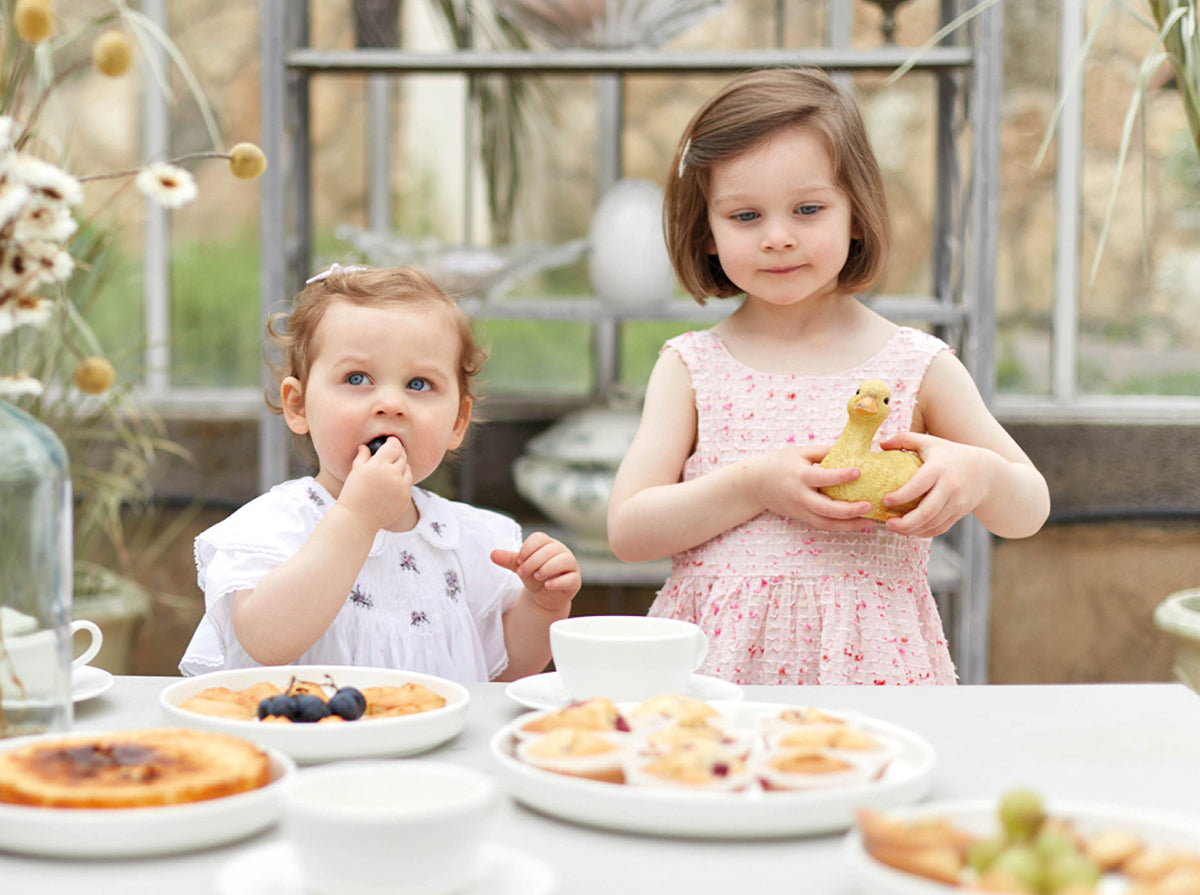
[677,138,691,179]
[306,262,369,285]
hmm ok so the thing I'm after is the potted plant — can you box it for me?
[0,0,266,688]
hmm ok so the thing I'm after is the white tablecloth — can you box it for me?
[2,678,1199,894]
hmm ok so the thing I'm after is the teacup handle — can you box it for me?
[70,619,103,669]
[692,628,709,671]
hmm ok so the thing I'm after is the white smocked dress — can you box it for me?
[647,327,958,686]
[179,481,523,682]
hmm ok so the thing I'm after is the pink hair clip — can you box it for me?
[306,262,368,285]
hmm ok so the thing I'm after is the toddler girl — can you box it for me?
[607,69,1049,685]
[181,264,581,682]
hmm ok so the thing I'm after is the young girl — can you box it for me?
[607,69,1049,686]
[180,264,581,682]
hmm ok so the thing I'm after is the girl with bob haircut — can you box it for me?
[608,68,1048,685]
[181,264,581,682]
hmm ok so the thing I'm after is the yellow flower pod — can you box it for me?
[15,0,54,44]
[92,30,133,77]
[229,143,268,179]
[73,357,116,395]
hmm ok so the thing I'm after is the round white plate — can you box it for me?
[160,665,469,764]
[216,840,557,895]
[0,737,295,858]
[491,701,934,838]
[505,671,744,711]
[72,665,114,703]
[844,798,1200,894]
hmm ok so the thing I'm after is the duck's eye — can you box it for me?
[883,396,889,405]
[854,389,860,395]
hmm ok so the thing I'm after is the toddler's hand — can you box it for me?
[491,532,581,613]
[877,432,995,537]
[751,446,874,531]
[338,436,414,531]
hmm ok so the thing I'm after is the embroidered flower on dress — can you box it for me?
[430,521,443,536]
[399,551,418,572]
[349,586,373,609]
[444,570,461,600]
[306,487,325,507]
[411,610,429,626]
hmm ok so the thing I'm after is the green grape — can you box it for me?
[1044,850,1102,893]
[989,845,1045,893]
[1033,828,1078,863]
[999,788,1046,842]
[968,835,1007,874]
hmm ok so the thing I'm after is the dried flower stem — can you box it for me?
[77,151,233,183]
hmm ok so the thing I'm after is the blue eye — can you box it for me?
[347,372,367,386]
[797,204,820,216]
[733,211,759,223]
[408,377,431,392]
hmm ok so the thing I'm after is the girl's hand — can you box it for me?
[338,436,414,531]
[751,446,875,531]
[877,432,998,538]
[491,532,581,613]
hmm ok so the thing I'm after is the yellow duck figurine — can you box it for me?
[819,379,922,521]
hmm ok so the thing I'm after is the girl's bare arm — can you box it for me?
[881,351,1050,539]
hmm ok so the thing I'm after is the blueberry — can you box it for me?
[258,694,298,720]
[328,687,367,721]
[292,694,332,723]
[366,436,388,455]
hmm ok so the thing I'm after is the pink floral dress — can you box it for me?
[647,327,958,686]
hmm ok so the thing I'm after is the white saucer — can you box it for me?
[72,665,114,703]
[504,671,743,710]
[215,840,557,895]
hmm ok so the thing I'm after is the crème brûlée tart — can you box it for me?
[0,727,271,808]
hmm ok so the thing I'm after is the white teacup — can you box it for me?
[282,760,498,895]
[550,615,709,702]
[0,619,103,696]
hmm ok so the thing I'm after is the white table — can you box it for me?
[2,679,1199,894]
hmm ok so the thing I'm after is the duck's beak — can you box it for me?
[851,394,879,415]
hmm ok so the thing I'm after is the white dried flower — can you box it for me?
[0,373,45,399]
[135,162,197,208]
[15,195,78,242]
[10,154,83,206]
[0,178,32,229]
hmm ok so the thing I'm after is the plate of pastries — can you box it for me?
[0,726,294,857]
[160,665,468,763]
[845,788,1200,894]
[490,694,935,837]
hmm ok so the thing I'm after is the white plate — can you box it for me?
[0,736,295,858]
[490,701,935,838]
[844,798,1200,894]
[72,665,114,703]
[505,671,744,711]
[160,665,469,764]
[216,840,558,895]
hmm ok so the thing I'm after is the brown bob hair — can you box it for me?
[264,264,487,417]
[664,67,890,302]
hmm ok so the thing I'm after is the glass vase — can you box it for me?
[0,400,73,737]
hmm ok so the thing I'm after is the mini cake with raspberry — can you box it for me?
[517,697,631,739]
[758,746,879,791]
[516,728,629,783]
[626,739,750,791]
[628,694,720,730]
[640,717,754,759]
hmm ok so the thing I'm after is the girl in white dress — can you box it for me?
[181,265,581,682]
